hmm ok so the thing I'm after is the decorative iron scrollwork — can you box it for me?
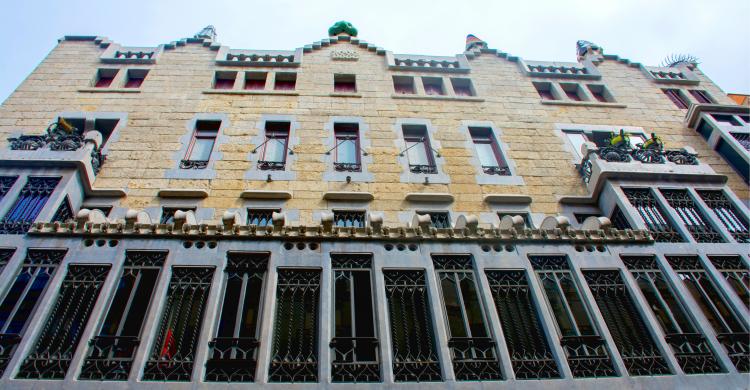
[716,333,750,372]
[0,248,14,272]
[331,253,371,269]
[409,164,438,174]
[0,177,61,234]
[79,336,140,380]
[257,160,286,171]
[205,337,259,382]
[179,159,209,169]
[482,165,511,176]
[624,188,684,243]
[7,135,47,150]
[661,189,724,243]
[560,335,617,377]
[447,337,502,380]
[432,254,472,270]
[334,162,362,172]
[632,148,665,164]
[330,337,380,382]
[665,149,698,165]
[665,333,724,374]
[0,176,17,199]
[697,190,749,243]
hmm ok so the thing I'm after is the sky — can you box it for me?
[0,0,748,103]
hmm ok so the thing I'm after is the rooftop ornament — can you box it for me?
[660,53,700,69]
[328,20,358,37]
[576,40,602,61]
[465,34,487,51]
[194,25,217,41]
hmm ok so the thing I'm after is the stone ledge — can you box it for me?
[202,90,299,96]
[483,194,532,204]
[323,191,374,201]
[405,193,455,203]
[391,94,484,102]
[329,92,362,98]
[78,88,141,93]
[540,100,626,108]
[240,190,293,199]
[158,189,209,198]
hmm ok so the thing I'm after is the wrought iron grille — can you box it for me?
[610,205,632,230]
[697,190,749,243]
[334,162,362,172]
[433,255,502,380]
[79,251,167,381]
[485,270,560,379]
[0,249,65,376]
[417,211,451,229]
[0,177,60,234]
[666,255,749,372]
[384,270,442,382]
[482,165,511,176]
[142,267,214,381]
[205,252,269,382]
[246,209,277,227]
[409,164,438,174]
[258,160,286,171]
[529,256,616,377]
[623,188,684,242]
[731,132,750,151]
[269,269,321,382]
[333,210,366,228]
[581,270,672,375]
[0,176,17,200]
[621,255,723,374]
[330,254,380,382]
[0,248,14,273]
[660,189,724,243]
[52,196,74,223]
[708,256,749,310]
[16,264,111,379]
[179,159,209,169]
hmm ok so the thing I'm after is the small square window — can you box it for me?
[333,210,366,228]
[334,74,356,93]
[94,69,118,88]
[663,89,689,109]
[533,81,557,100]
[422,77,445,96]
[160,207,196,224]
[247,208,279,226]
[274,72,297,90]
[214,71,236,89]
[451,78,475,96]
[244,72,267,90]
[587,84,612,102]
[688,89,714,104]
[560,83,584,101]
[497,212,532,228]
[712,114,742,126]
[418,211,451,229]
[124,69,148,88]
[393,76,415,94]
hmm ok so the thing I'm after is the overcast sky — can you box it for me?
[1,0,748,103]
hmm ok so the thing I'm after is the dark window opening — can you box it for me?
[663,89,689,109]
[247,209,278,227]
[244,72,267,90]
[587,84,611,102]
[393,76,415,94]
[708,256,749,311]
[124,69,148,88]
[0,248,15,273]
[0,177,17,200]
[95,69,118,88]
[533,82,557,100]
[51,196,74,223]
[182,120,220,168]
[696,120,714,140]
[418,211,451,229]
[422,77,445,96]
[0,177,60,234]
[274,73,296,91]
[689,90,713,104]
[731,132,750,151]
[610,206,632,230]
[451,78,475,97]
[716,138,749,183]
[712,114,742,126]
[214,71,236,89]
[561,83,584,101]
[334,74,356,93]
[574,213,601,224]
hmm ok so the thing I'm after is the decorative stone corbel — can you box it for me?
[125,209,151,230]
[84,130,103,150]
[498,215,525,233]
[222,211,242,230]
[411,213,432,232]
[320,211,334,233]
[368,212,383,234]
[582,216,612,233]
[173,210,197,231]
[272,211,286,232]
[455,214,479,235]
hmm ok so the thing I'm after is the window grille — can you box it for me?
[330,254,380,382]
[529,256,616,377]
[660,189,724,243]
[581,270,672,375]
[384,269,442,382]
[418,211,451,229]
[51,196,74,223]
[268,269,320,382]
[79,251,167,381]
[16,264,111,379]
[697,190,749,243]
[0,249,65,376]
[623,188,684,242]
[485,270,560,379]
[731,132,750,151]
[333,210,366,228]
[206,252,268,382]
[622,255,723,374]
[0,248,15,273]
[708,256,749,310]
[0,176,17,200]
[433,255,502,380]
[246,209,278,227]
[142,267,215,381]
[0,177,60,234]
[610,205,632,230]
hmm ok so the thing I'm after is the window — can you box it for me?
[206,252,268,382]
[530,256,616,377]
[182,120,220,168]
[95,69,118,88]
[246,208,278,227]
[715,138,749,182]
[418,211,451,229]
[0,177,60,234]
[708,256,749,310]
[16,264,111,379]
[422,77,445,96]
[451,78,475,96]
[333,210,366,228]
[330,254,380,382]
[0,248,14,274]
[0,176,17,201]
[688,89,713,104]
[469,127,509,175]
[740,115,750,124]
[273,72,296,91]
[587,84,612,102]
[79,251,166,381]
[610,205,632,229]
[711,114,742,126]
[244,72,266,90]
[433,255,502,380]
[731,132,750,151]
[258,121,290,170]
[660,189,724,243]
[62,117,120,148]
[333,123,361,171]
[393,76,415,94]
[160,207,196,225]
[124,69,148,88]
[697,190,749,243]
[51,196,74,223]
[560,83,584,101]
[574,213,600,224]
[334,74,356,93]
[533,81,557,100]
[663,89,689,109]
[214,71,236,89]
[497,212,532,228]
[623,188,684,242]
[402,125,437,173]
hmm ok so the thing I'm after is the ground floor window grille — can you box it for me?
[708,256,749,310]
[623,188,684,242]
[622,255,723,374]
[582,270,672,375]
[142,267,214,381]
[660,189,724,243]
[384,269,442,382]
[16,264,111,379]
[79,251,166,380]
[697,190,749,243]
[485,270,560,379]
[268,269,320,382]
[0,177,60,234]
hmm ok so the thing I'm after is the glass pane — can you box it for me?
[353,271,376,361]
[334,272,352,337]
[336,138,357,164]
[565,132,587,160]
[264,137,286,162]
[440,274,467,337]
[7,270,50,334]
[559,276,595,336]
[99,272,137,336]
[652,274,694,333]
[726,275,750,309]
[459,275,487,337]
[217,276,243,337]
[698,276,745,332]
[239,275,263,338]
[474,142,498,166]
[637,277,678,334]
[541,275,576,337]
[0,270,32,331]
[681,274,726,333]
[406,140,429,165]
[189,138,214,161]
[121,268,159,337]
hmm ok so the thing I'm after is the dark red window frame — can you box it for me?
[334,124,361,166]
[184,121,220,162]
[663,89,689,109]
[214,73,235,90]
[469,127,507,168]
[261,125,290,163]
[688,89,712,104]
[403,126,436,167]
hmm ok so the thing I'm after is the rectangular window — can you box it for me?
[563,131,588,160]
[530,256,616,377]
[0,248,15,273]
[610,205,632,229]
[533,81,557,100]
[79,251,166,381]
[0,249,65,376]
[663,89,689,109]
[214,71,236,89]
[160,207,196,225]
[621,255,723,374]
[581,270,672,375]
[469,127,509,175]
[334,74,356,93]
[51,196,73,224]
[393,76,415,94]
[0,176,17,201]
[142,267,214,381]
[246,208,278,227]
[95,69,118,88]
[418,211,451,229]
[333,210,366,228]
[402,125,437,174]
[660,189,724,243]
[205,252,268,382]
[383,269,442,381]
[688,89,714,104]
[712,114,743,126]
[623,188,684,242]
[587,84,612,102]
[422,77,445,96]
[451,78,475,96]
[330,254,380,382]
[0,177,60,234]
[333,123,361,171]
[715,138,749,182]
[259,121,290,170]
[433,255,502,380]
[16,264,111,379]
[731,132,750,151]
[708,256,749,310]
[497,212,532,228]
[244,72,266,90]
[124,69,148,88]
[268,269,320,382]
[183,120,220,167]
[560,83,584,101]
[273,72,296,91]
[697,190,749,243]
[63,117,120,148]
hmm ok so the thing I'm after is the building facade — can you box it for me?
[0,22,747,389]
